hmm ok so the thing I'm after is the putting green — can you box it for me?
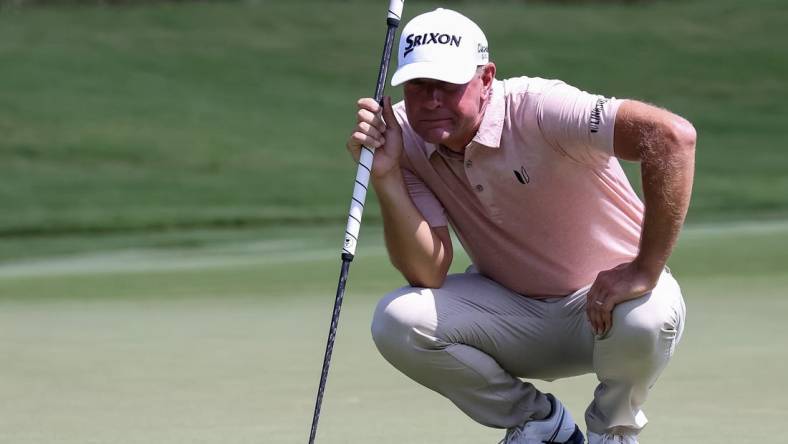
[1,222,786,443]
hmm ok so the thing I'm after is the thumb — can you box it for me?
[381,96,401,131]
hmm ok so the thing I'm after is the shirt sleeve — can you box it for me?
[536,81,623,166]
[401,166,448,228]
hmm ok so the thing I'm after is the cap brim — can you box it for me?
[391,61,477,87]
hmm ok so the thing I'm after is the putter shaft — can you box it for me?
[307,3,403,443]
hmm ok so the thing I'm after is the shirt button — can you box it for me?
[475,184,484,192]
[465,160,473,168]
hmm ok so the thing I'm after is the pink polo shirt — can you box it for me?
[394,77,644,297]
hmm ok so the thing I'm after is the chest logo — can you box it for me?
[514,166,530,184]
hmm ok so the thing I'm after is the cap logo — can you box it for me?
[403,32,462,56]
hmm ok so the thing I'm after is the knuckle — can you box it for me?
[358,97,376,109]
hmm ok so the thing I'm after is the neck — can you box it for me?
[443,141,468,153]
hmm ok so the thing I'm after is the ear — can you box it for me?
[481,62,496,95]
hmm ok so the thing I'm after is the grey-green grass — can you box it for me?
[1,0,787,237]
[1,222,787,443]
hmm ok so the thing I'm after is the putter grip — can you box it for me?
[342,146,375,257]
[341,8,401,258]
[387,0,404,21]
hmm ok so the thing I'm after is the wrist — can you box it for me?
[372,166,404,189]
[631,255,664,285]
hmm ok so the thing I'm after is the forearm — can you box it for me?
[373,168,451,288]
[589,101,696,333]
[635,121,696,280]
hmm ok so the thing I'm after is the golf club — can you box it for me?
[307,1,405,443]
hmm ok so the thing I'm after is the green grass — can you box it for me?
[1,222,787,443]
[0,0,787,236]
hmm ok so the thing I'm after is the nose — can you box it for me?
[423,85,442,109]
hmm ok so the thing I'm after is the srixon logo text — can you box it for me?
[404,33,462,56]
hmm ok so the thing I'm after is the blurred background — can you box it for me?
[0,0,786,443]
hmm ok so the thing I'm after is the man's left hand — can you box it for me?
[586,262,660,335]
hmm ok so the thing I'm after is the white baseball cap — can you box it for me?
[391,8,489,86]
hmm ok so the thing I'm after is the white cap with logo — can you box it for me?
[391,8,489,86]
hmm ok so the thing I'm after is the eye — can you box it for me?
[439,82,462,93]
[404,80,426,94]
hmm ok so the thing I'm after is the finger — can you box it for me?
[589,274,612,335]
[586,285,604,335]
[585,283,599,307]
[600,307,612,335]
[593,304,605,335]
[585,289,597,332]
[599,291,625,334]
[589,309,601,336]
[350,130,384,149]
[357,97,381,114]
[357,107,380,126]
[381,96,401,131]
[589,292,607,335]
[358,121,385,143]
[357,99,387,134]
[586,296,600,335]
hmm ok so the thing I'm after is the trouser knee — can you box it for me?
[603,290,685,377]
[370,287,441,368]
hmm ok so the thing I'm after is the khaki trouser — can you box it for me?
[371,268,686,435]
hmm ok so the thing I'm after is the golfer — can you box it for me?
[347,8,695,444]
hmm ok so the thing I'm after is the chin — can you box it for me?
[419,128,453,145]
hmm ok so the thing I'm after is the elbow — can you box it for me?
[394,261,446,289]
[667,116,697,155]
[406,274,446,289]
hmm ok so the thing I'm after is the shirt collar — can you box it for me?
[424,79,505,158]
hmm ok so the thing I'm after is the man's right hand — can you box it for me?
[347,96,403,179]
